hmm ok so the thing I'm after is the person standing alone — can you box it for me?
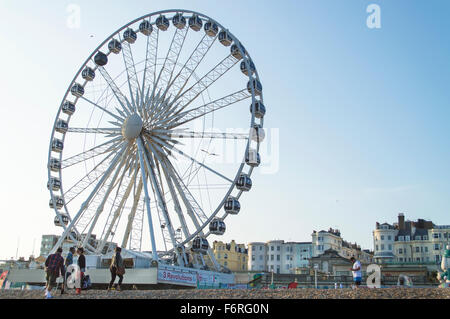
[108,247,125,291]
[76,247,86,295]
[350,256,362,288]
[44,247,65,299]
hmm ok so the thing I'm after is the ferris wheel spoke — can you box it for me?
[96,161,137,253]
[149,26,189,116]
[166,33,217,101]
[67,127,121,135]
[167,130,249,140]
[61,137,123,169]
[163,89,251,129]
[97,66,134,115]
[163,54,240,120]
[80,145,131,248]
[63,148,118,205]
[163,157,208,228]
[150,136,234,184]
[50,143,128,254]
[147,141,191,241]
[79,96,126,122]
[120,35,142,113]
[141,28,159,117]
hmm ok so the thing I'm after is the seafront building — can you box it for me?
[373,213,450,266]
[248,241,312,274]
[311,228,373,263]
[212,240,248,272]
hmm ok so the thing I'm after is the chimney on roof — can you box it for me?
[398,213,405,230]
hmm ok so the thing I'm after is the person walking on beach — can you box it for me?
[350,256,362,288]
[61,246,75,294]
[108,247,125,291]
[76,247,86,295]
[44,247,65,299]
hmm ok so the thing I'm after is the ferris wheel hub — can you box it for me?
[122,113,143,141]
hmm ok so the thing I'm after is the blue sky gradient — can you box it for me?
[0,0,449,259]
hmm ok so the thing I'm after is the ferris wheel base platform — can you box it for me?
[5,265,235,289]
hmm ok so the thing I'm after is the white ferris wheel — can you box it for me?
[47,9,265,271]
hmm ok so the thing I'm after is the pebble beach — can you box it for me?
[1,288,449,299]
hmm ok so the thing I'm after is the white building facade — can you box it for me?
[373,214,450,265]
[248,241,312,274]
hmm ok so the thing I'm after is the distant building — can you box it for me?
[248,241,312,274]
[312,228,373,263]
[39,234,117,257]
[373,213,450,266]
[40,235,59,256]
[212,240,248,272]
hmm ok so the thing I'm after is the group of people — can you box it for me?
[44,246,125,299]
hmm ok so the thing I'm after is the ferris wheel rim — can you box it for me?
[47,9,265,261]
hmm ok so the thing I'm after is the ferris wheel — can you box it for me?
[47,9,265,270]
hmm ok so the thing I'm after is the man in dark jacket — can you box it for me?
[44,247,65,299]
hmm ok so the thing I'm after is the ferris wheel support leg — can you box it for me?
[137,137,158,262]
[50,144,128,254]
[141,139,184,267]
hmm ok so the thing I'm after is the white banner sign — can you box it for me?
[157,269,197,286]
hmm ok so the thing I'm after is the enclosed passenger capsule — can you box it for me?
[231,43,245,60]
[62,101,76,115]
[156,15,170,31]
[139,20,153,36]
[224,197,241,215]
[240,60,256,76]
[209,218,226,235]
[250,101,266,119]
[173,13,186,29]
[49,158,61,172]
[189,14,203,31]
[49,196,64,209]
[108,39,122,54]
[236,174,252,191]
[82,67,95,81]
[245,149,261,167]
[54,214,69,227]
[192,236,209,254]
[55,119,68,134]
[94,51,108,66]
[70,83,84,98]
[52,139,64,153]
[47,177,61,191]
[124,28,137,44]
[218,30,232,46]
[204,21,218,37]
[247,79,262,96]
[251,124,265,142]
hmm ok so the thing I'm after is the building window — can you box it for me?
[271,246,274,251]
[381,235,385,240]
[277,255,280,261]
[425,247,428,253]
[260,246,263,251]
[388,244,392,250]
[375,245,378,251]
[416,247,420,253]
[224,253,228,259]
[434,244,440,251]
[270,255,274,261]
[381,244,385,250]
[388,235,392,240]
[259,255,263,261]
[277,246,280,251]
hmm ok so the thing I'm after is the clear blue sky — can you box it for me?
[0,0,449,259]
